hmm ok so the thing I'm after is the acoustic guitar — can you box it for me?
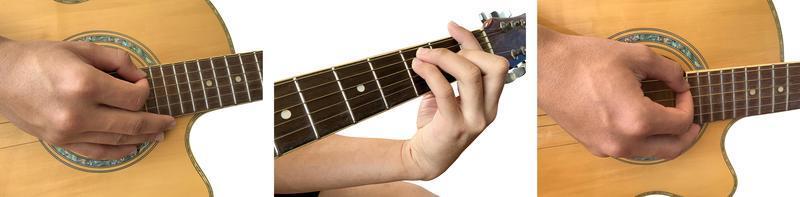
[538,0,788,196]
[0,1,261,196]
[273,13,527,157]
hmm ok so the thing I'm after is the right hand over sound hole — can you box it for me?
[0,37,175,160]
[537,26,700,160]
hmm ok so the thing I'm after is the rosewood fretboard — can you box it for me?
[644,62,800,124]
[142,51,263,116]
[274,30,495,156]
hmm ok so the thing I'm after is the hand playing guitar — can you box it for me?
[537,26,701,160]
[0,37,175,160]
[275,22,508,194]
[401,22,508,180]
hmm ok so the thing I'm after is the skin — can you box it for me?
[0,37,175,160]
[537,25,701,160]
[275,22,508,194]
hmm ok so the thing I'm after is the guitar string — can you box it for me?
[274,48,516,113]
[145,86,262,113]
[275,28,513,87]
[145,61,261,90]
[642,75,797,98]
[142,61,262,111]
[276,29,525,138]
[640,63,799,94]
[276,84,416,138]
[274,45,515,104]
[649,86,800,107]
[274,44,515,104]
[275,77,416,127]
[146,78,262,104]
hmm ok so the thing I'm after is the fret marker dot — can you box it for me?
[356,84,365,92]
[749,89,757,96]
[205,80,213,87]
[778,86,785,93]
[235,76,242,83]
[280,110,292,119]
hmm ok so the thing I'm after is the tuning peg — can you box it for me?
[490,11,500,18]
[480,12,489,23]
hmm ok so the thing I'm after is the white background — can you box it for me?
[184,0,800,196]
[725,0,800,196]
[258,0,534,196]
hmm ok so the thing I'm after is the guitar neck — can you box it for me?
[273,30,494,156]
[142,51,264,117]
[644,62,800,124]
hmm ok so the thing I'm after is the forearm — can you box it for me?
[274,134,419,194]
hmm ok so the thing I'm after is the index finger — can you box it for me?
[644,90,696,136]
[92,70,151,111]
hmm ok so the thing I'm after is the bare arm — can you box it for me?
[275,22,508,194]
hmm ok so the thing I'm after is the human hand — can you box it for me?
[401,22,508,180]
[537,26,701,160]
[0,38,175,160]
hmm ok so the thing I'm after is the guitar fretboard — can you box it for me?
[644,62,800,124]
[143,51,263,116]
[274,30,493,156]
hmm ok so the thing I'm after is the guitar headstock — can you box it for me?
[480,11,526,84]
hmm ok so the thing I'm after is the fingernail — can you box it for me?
[155,133,165,142]
[417,47,430,55]
[137,69,147,78]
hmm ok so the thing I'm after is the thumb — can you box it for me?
[67,41,147,82]
[416,93,438,128]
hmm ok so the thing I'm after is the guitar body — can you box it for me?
[0,1,232,196]
[538,0,782,196]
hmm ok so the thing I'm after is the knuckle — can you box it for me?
[114,135,126,145]
[43,132,69,145]
[126,117,146,134]
[429,48,450,56]
[52,110,80,133]
[461,66,483,84]
[615,109,649,137]
[59,76,96,98]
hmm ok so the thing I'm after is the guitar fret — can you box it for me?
[331,67,356,123]
[731,70,736,118]
[745,67,749,116]
[147,66,161,114]
[707,72,712,121]
[196,61,210,109]
[183,62,197,112]
[223,56,237,104]
[159,65,173,116]
[719,70,724,120]
[772,64,776,113]
[366,58,390,108]
[238,54,252,102]
[398,50,419,96]
[171,64,185,114]
[253,51,263,81]
[209,58,224,106]
[758,67,762,114]
[293,78,320,139]
[694,73,705,123]
[787,63,791,111]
